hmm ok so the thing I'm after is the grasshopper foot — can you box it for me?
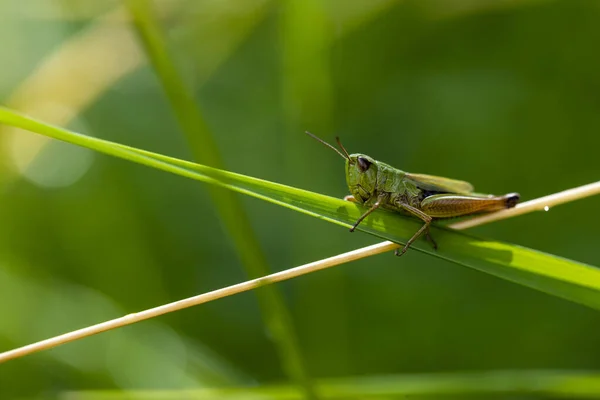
[394,246,409,257]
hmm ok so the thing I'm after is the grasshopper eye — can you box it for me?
[357,157,371,172]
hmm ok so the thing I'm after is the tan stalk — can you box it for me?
[0,181,598,363]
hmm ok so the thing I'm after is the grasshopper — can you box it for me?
[306,132,520,256]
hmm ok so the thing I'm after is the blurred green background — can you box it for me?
[1,0,600,398]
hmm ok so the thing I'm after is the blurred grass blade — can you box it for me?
[63,370,600,399]
[1,107,600,312]
[123,1,316,398]
[280,0,351,373]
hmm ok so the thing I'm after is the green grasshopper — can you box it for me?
[306,132,520,256]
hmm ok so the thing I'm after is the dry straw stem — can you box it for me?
[0,181,598,363]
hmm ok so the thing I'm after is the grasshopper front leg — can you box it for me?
[349,193,389,232]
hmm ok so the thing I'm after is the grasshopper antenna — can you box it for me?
[335,136,352,161]
[305,131,350,161]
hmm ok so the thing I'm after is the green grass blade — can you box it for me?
[1,107,600,311]
[63,370,600,399]
[122,1,316,398]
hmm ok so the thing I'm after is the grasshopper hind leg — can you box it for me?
[426,231,438,250]
[505,193,520,208]
[393,223,438,256]
[394,222,431,256]
[420,193,521,218]
[392,201,435,256]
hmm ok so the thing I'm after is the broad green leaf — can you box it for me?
[1,107,600,310]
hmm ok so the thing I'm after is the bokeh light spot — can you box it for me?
[5,103,94,188]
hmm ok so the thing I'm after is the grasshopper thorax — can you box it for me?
[346,154,378,204]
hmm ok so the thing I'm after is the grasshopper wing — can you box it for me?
[405,173,474,194]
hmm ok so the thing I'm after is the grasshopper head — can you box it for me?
[304,132,378,204]
[346,154,378,203]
